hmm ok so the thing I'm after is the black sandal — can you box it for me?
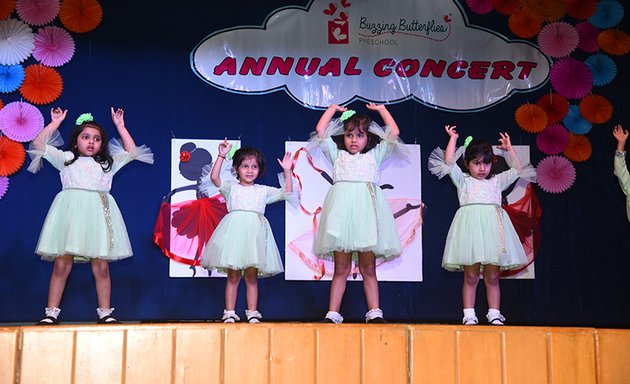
[98,315,120,324]
[37,316,59,325]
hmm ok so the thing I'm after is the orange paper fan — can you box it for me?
[579,94,613,124]
[509,11,542,39]
[0,135,25,176]
[537,93,569,123]
[0,0,15,20]
[515,103,548,133]
[563,134,592,162]
[19,64,63,105]
[521,0,566,21]
[563,0,597,20]
[598,29,630,56]
[59,0,103,33]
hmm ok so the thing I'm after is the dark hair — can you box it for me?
[331,113,380,153]
[65,121,113,172]
[232,147,266,178]
[461,139,494,179]
[178,142,212,181]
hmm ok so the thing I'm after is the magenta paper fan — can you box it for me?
[575,22,600,53]
[33,26,75,67]
[0,100,44,142]
[537,21,579,58]
[536,123,570,155]
[0,176,8,199]
[550,58,593,99]
[466,0,493,14]
[16,0,60,26]
[0,18,35,65]
[536,155,576,194]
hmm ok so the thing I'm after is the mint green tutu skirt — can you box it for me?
[36,189,132,262]
[314,181,402,261]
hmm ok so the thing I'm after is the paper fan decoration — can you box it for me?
[563,105,592,134]
[491,0,520,15]
[0,176,8,199]
[563,134,592,162]
[33,26,75,67]
[509,11,543,39]
[59,0,103,33]
[521,0,566,21]
[466,0,493,14]
[579,94,613,124]
[16,0,60,26]
[565,0,597,19]
[536,123,570,155]
[575,22,600,53]
[536,155,576,193]
[19,64,63,105]
[0,64,25,93]
[584,53,617,86]
[537,93,569,123]
[0,0,16,20]
[0,100,44,142]
[550,58,593,99]
[589,0,624,29]
[515,103,548,133]
[598,29,630,56]
[0,135,26,176]
[537,21,579,58]
[0,18,35,65]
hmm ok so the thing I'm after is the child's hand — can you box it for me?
[497,132,512,151]
[50,107,67,124]
[111,107,125,128]
[277,151,293,172]
[613,124,628,143]
[366,102,386,112]
[328,104,347,113]
[444,124,458,138]
[217,138,232,158]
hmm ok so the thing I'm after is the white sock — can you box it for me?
[463,308,476,318]
[97,307,115,319]
[325,311,344,324]
[365,308,384,321]
[45,307,61,318]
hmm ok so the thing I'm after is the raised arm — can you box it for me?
[32,107,67,147]
[497,132,522,172]
[111,107,136,152]
[315,104,346,138]
[211,138,231,188]
[444,125,458,164]
[277,151,293,193]
[613,124,628,152]
[367,102,399,140]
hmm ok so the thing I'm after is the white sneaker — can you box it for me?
[222,310,240,323]
[462,315,479,325]
[245,309,262,324]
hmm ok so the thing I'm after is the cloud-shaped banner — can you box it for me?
[191,0,550,111]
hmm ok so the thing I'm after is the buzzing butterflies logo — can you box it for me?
[325,0,352,44]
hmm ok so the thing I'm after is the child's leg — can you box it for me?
[243,267,258,311]
[482,265,501,310]
[462,263,481,308]
[358,251,379,310]
[328,252,352,312]
[91,259,111,309]
[47,255,74,307]
[225,269,242,311]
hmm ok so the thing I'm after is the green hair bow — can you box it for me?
[76,113,94,125]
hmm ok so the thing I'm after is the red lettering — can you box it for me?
[419,59,446,77]
[344,57,362,75]
[296,57,321,76]
[213,57,237,75]
[516,61,538,80]
[396,59,419,77]
[447,61,467,79]
[319,58,341,76]
[468,61,490,80]
[266,56,294,75]
[374,58,396,77]
[239,57,267,75]
[490,61,515,80]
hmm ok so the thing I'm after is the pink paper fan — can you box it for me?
[0,100,44,142]
[536,123,570,155]
[466,0,493,14]
[0,176,8,199]
[16,0,60,26]
[575,22,600,53]
[537,21,579,58]
[33,26,75,67]
[536,155,576,194]
[0,18,35,65]
[550,57,593,99]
